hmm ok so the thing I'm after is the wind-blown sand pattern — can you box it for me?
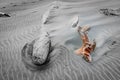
[0,0,120,80]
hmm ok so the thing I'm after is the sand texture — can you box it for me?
[0,0,120,80]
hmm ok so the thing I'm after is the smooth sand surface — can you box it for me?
[0,0,120,80]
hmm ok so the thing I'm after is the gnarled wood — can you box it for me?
[99,8,120,16]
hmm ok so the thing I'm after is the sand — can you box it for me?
[0,0,120,80]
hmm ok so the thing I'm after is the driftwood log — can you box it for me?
[99,8,120,16]
[21,32,52,70]
[0,12,10,17]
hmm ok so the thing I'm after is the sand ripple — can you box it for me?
[0,0,120,80]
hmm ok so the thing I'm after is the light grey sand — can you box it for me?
[0,0,120,80]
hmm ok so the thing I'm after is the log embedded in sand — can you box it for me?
[21,32,52,70]
[99,8,120,16]
[0,12,10,17]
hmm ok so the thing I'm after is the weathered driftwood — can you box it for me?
[99,8,120,16]
[0,12,10,17]
[21,32,52,70]
[32,32,52,65]
[75,26,96,62]
[71,16,79,28]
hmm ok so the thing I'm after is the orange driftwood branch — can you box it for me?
[75,26,96,62]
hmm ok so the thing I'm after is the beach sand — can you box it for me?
[0,0,120,80]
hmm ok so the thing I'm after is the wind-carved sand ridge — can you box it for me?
[0,0,120,80]
[21,1,66,71]
[42,1,61,24]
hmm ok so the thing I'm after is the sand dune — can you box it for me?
[0,0,120,80]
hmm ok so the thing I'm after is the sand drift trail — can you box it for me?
[0,0,120,80]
